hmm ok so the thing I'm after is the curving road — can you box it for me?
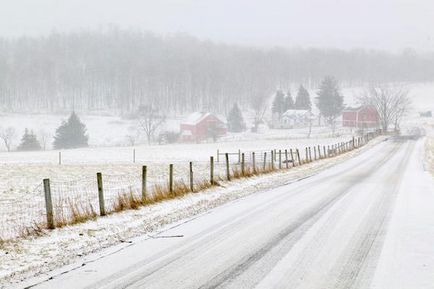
[27,136,434,289]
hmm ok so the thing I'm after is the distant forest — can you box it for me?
[1,28,433,114]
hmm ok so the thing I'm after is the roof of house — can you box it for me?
[343,105,376,113]
[181,112,225,126]
[282,109,313,117]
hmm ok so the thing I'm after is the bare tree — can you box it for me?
[137,105,166,145]
[0,127,16,152]
[38,129,51,151]
[359,86,411,132]
[250,92,268,133]
[393,92,412,132]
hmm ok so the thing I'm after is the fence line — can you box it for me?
[0,130,381,241]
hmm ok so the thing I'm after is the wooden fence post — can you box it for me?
[142,165,147,201]
[279,150,282,169]
[210,157,214,185]
[305,147,308,164]
[285,149,289,169]
[238,149,241,164]
[225,153,231,181]
[309,147,312,162]
[241,153,245,176]
[252,152,256,173]
[323,146,326,158]
[290,149,295,167]
[314,146,317,160]
[189,162,194,191]
[43,179,55,229]
[97,172,106,216]
[271,150,274,170]
[318,145,321,159]
[169,164,174,193]
[263,152,267,171]
[297,149,301,165]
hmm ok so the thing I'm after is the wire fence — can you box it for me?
[0,131,381,241]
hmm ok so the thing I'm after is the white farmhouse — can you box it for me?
[278,109,315,129]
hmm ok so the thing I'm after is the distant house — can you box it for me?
[275,109,315,129]
[180,112,227,142]
[342,105,379,128]
[420,111,432,118]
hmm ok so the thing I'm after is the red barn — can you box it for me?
[342,105,379,128]
[180,112,227,142]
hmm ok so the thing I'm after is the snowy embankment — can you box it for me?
[426,137,434,177]
[0,136,385,287]
[371,136,434,289]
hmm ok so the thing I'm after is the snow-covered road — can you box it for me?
[25,136,434,289]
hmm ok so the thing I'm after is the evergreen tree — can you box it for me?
[17,129,41,151]
[227,103,246,132]
[295,85,312,110]
[53,112,89,149]
[272,90,286,116]
[316,76,344,133]
[284,91,294,111]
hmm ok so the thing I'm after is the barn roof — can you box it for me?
[343,106,362,112]
[181,112,225,126]
[343,105,376,112]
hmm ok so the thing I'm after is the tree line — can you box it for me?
[0,28,433,115]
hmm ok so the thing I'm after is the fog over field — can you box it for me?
[0,0,433,116]
[1,0,434,51]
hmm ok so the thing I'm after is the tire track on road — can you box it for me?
[196,142,402,289]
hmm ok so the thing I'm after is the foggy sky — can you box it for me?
[1,0,433,51]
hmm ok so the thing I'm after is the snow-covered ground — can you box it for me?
[0,111,350,151]
[0,136,385,287]
[9,135,434,289]
[0,131,356,239]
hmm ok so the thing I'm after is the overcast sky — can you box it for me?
[1,0,433,51]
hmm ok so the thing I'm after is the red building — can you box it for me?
[180,112,227,142]
[342,105,379,128]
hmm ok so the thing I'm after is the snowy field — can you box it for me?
[0,136,385,286]
[0,134,353,241]
[0,82,432,150]
[0,110,350,150]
